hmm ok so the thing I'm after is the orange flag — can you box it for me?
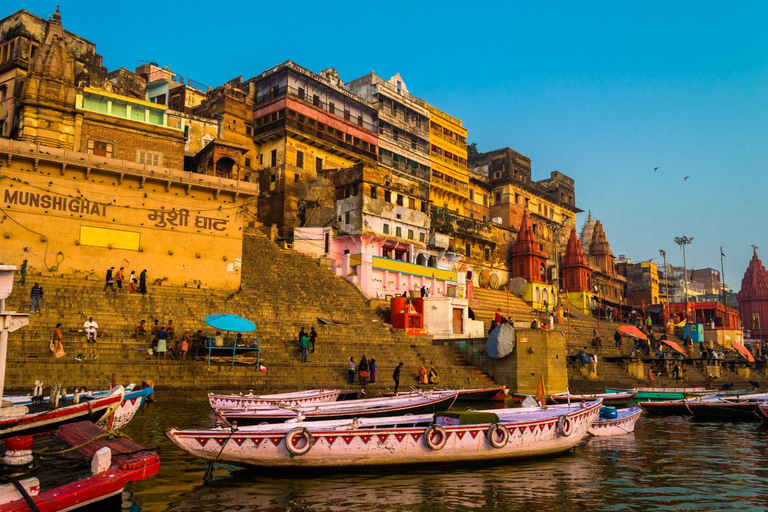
[536,374,547,408]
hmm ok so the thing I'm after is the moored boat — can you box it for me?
[0,386,124,439]
[3,383,136,407]
[550,390,637,406]
[383,386,508,402]
[166,400,602,469]
[756,402,768,423]
[217,391,458,425]
[0,421,159,512]
[685,399,760,420]
[588,407,642,436]
[208,389,341,409]
[106,385,154,431]
[605,387,717,400]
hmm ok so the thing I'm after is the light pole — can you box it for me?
[674,236,693,321]
[659,249,669,323]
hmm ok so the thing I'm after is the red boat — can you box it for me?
[0,421,159,512]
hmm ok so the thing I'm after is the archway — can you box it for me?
[416,254,426,266]
[215,157,236,179]
[428,255,437,268]
[534,287,541,303]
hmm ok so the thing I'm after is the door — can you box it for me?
[452,308,463,335]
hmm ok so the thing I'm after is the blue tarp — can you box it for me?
[204,314,257,333]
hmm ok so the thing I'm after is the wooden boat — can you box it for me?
[549,390,637,406]
[106,385,154,431]
[0,386,124,439]
[605,387,717,400]
[336,390,365,401]
[0,421,159,512]
[218,391,459,425]
[208,389,341,409]
[639,391,768,415]
[755,402,768,423]
[3,383,136,407]
[588,407,642,436]
[166,400,602,469]
[684,399,760,420]
[383,386,508,402]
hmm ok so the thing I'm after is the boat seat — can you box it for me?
[434,411,499,426]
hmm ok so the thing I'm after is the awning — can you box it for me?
[662,339,686,356]
[732,343,755,363]
[617,325,647,340]
[204,314,256,333]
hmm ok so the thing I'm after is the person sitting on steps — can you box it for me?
[83,316,98,343]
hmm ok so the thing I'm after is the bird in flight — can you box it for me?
[653,167,659,172]
[684,175,690,181]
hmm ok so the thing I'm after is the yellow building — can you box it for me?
[0,138,258,289]
[426,104,469,216]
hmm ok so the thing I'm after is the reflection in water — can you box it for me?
[122,395,768,512]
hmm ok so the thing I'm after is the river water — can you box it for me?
[120,393,768,512]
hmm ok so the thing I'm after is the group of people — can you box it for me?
[104,267,148,294]
[297,327,318,363]
[489,308,513,333]
[136,319,199,360]
[48,316,99,359]
[347,355,377,386]
[417,365,439,385]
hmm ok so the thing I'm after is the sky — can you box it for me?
[7,1,767,292]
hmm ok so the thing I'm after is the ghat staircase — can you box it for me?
[3,229,496,393]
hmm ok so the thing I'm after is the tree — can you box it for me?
[467,142,479,162]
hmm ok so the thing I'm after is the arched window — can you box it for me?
[542,289,549,303]
[534,287,541,303]
[540,263,546,282]
[416,254,426,266]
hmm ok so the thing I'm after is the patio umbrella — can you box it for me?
[617,325,647,340]
[204,314,256,333]
[731,343,755,363]
[661,339,686,356]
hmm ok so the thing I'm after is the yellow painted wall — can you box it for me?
[0,144,257,290]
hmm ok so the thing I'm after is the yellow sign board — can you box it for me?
[79,226,141,251]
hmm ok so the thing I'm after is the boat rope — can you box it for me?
[1,474,41,512]
[33,430,131,457]
[204,424,238,482]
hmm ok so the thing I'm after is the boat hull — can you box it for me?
[637,400,691,415]
[588,407,642,436]
[220,392,458,425]
[685,400,759,419]
[605,387,716,401]
[105,386,153,431]
[550,391,637,406]
[208,389,341,409]
[167,401,602,469]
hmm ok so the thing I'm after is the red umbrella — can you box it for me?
[732,343,755,363]
[661,339,686,356]
[617,325,647,340]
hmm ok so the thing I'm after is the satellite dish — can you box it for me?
[508,277,527,297]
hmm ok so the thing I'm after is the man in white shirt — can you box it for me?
[84,317,99,343]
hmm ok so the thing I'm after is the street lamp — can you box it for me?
[673,236,694,321]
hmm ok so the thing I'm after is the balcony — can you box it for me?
[431,128,467,150]
[256,85,377,133]
[379,108,429,139]
[431,151,467,172]
[254,117,377,161]
[379,155,430,183]
[430,206,493,242]
[378,129,430,158]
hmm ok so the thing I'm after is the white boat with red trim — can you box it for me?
[588,407,642,436]
[166,399,602,469]
[217,390,458,425]
[0,386,124,439]
[208,389,341,409]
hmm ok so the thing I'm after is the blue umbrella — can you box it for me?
[204,314,256,333]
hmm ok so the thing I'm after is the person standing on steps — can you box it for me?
[138,269,148,295]
[127,270,137,293]
[393,362,403,393]
[29,282,43,313]
[104,266,116,293]
[298,327,306,354]
[495,308,502,324]
[299,331,310,363]
[358,355,369,385]
[19,259,27,286]
[369,356,376,384]
[83,316,99,343]
[348,357,356,385]
[156,325,168,360]
[51,323,65,359]
[115,267,124,293]
[614,331,622,348]
[309,327,317,354]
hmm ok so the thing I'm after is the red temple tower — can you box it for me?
[511,210,554,307]
[737,248,768,340]
[561,228,591,293]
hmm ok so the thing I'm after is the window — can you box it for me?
[421,201,427,213]
[384,190,391,202]
[344,109,350,121]
[396,195,404,206]
[298,87,305,100]
[296,151,304,169]
[136,149,162,166]
[396,227,402,237]
[485,248,490,261]
[419,233,426,243]
[329,102,335,114]
[316,157,323,171]
[259,154,263,165]
[246,125,252,136]
[383,224,390,234]
[469,189,474,200]
[370,186,377,199]
[483,195,488,206]
[294,173,300,183]
[494,191,501,203]
[313,94,320,106]
[352,185,358,196]
[171,95,180,110]
[271,149,277,167]
[245,157,252,168]
[408,229,414,240]
[88,140,111,157]
[357,114,363,127]
[270,174,276,183]
[345,186,351,199]
[465,243,471,257]
[345,212,350,224]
